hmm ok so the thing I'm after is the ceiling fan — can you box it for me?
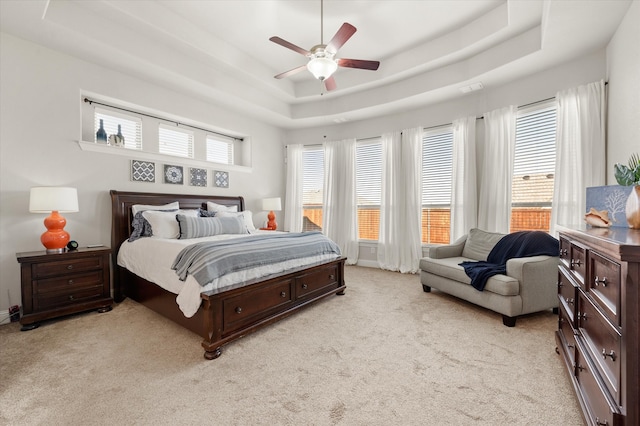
[269,0,380,92]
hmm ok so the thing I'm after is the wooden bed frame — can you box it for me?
[110,190,346,360]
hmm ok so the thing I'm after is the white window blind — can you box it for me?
[512,105,556,207]
[356,140,382,206]
[421,129,453,206]
[158,125,194,158]
[302,147,324,232]
[95,108,142,150]
[206,136,234,164]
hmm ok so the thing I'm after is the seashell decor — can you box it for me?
[584,207,612,228]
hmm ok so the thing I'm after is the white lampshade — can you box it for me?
[307,57,338,81]
[262,197,282,211]
[29,187,79,213]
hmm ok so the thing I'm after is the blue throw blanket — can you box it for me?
[171,232,341,286]
[459,231,559,291]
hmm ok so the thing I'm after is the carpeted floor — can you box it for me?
[0,266,583,425]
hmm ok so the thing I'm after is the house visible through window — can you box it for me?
[95,108,142,150]
[206,136,234,164]
[511,103,556,232]
[356,140,382,240]
[302,148,324,232]
[422,128,453,244]
[158,124,194,158]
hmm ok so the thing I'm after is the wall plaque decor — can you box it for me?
[586,185,633,227]
[131,160,155,182]
[190,168,207,187]
[164,164,184,185]
[214,170,229,188]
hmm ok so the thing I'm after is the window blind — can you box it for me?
[95,108,142,150]
[356,140,382,240]
[206,136,234,164]
[158,125,194,158]
[422,130,453,206]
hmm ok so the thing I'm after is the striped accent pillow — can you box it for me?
[176,214,246,239]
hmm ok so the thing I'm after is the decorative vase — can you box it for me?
[96,119,108,144]
[626,185,640,228]
[109,124,125,147]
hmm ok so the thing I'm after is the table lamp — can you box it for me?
[262,197,282,230]
[29,187,79,253]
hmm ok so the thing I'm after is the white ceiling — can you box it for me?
[0,0,632,129]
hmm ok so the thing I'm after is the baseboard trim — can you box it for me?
[355,260,379,268]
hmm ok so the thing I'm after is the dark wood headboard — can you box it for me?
[109,190,244,301]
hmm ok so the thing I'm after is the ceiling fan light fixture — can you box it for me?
[307,57,338,81]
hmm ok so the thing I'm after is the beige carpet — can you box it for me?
[0,266,583,425]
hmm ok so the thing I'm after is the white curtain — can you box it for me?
[450,116,478,241]
[551,80,606,236]
[478,106,517,233]
[323,139,359,264]
[284,144,304,233]
[377,127,423,273]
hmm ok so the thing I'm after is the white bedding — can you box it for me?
[117,231,339,318]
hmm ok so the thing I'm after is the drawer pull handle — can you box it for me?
[68,279,74,284]
[595,418,608,426]
[570,259,582,267]
[594,276,608,287]
[329,274,335,280]
[69,295,74,301]
[280,291,286,298]
[560,248,568,257]
[67,265,74,270]
[235,307,242,314]
[577,364,586,372]
[579,312,588,321]
[302,284,308,289]
[565,297,574,305]
[602,349,616,362]
[558,281,563,288]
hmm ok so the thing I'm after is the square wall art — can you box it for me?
[214,171,229,188]
[131,160,155,183]
[190,168,207,187]
[164,165,184,185]
[586,185,633,227]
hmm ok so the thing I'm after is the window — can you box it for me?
[510,104,556,232]
[95,108,142,150]
[206,135,234,164]
[302,148,324,232]
[421,128,453,244]
[356,140,382,240]
[158,124,194,158]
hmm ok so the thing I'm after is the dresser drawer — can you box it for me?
[222,279,293,334]
[296,264,339,300]
[558,303,577,366]
[569,242,587,288]
[558,270,578,324]
[588,251,621,327]
[35,286,105,311]
[579,294,621,402]
[35,271,104,295]
[33,256,104,278]
[575,342,622,426]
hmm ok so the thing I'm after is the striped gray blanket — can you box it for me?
[171,232,342,286]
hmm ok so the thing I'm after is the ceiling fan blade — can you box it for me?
[324,76,337,92]
[326,23,356,54]
[337,58,380,71]
[269,36,310,56]
[274,65,308,79]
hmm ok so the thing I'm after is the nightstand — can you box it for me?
[16,246,113,331]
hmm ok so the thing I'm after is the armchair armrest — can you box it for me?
[428,235,467,259]
[506,255,559,314]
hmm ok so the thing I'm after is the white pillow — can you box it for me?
[142,209,199,239]
[206,201,238,213]
[217,210,256,233]
[132,201,179,216]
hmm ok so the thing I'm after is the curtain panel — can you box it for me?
[323,139,359,264]
[284,144,304,233]
[478,106,517,233]
[377,127,423,273]
[551,80,606,236]
[450,116,478,241]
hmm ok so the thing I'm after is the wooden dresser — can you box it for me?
[556,226,640,426]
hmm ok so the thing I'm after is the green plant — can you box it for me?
[614,153,640,186]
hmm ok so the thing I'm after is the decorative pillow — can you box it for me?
[176,215,246,239]
[199,208,217,217]
[128,211,156,242]
[217,210,256,233]
[461,228,506,261]
[131,201,179,216]
[206,201,238,213]
[142,209,199,239]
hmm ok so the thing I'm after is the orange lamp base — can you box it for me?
[265,210,278,231]
[41,211,70,253]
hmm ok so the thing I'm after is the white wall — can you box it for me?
[606,0,640,183]
[0,34,285,311]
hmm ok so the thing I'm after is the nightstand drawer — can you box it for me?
[35,286,105,310]
[34,256,104,278]
[35,271,104,294]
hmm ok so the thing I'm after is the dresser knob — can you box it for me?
[280,291,286,298]
[558,281,564,288]
[68,279,74,284]
[595,418,608,426]
[602,348,616,362]
[69,295,74,301]
[329,274,335,280]
[302,283,308,289]
[594,276,608,287]
[67,265,73,270]
[579,312,588,321]
[570,259,582,267]
[235,307,242,314]
[560,248,568,257]
[577,364,586,372]
[565,297,574,305]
